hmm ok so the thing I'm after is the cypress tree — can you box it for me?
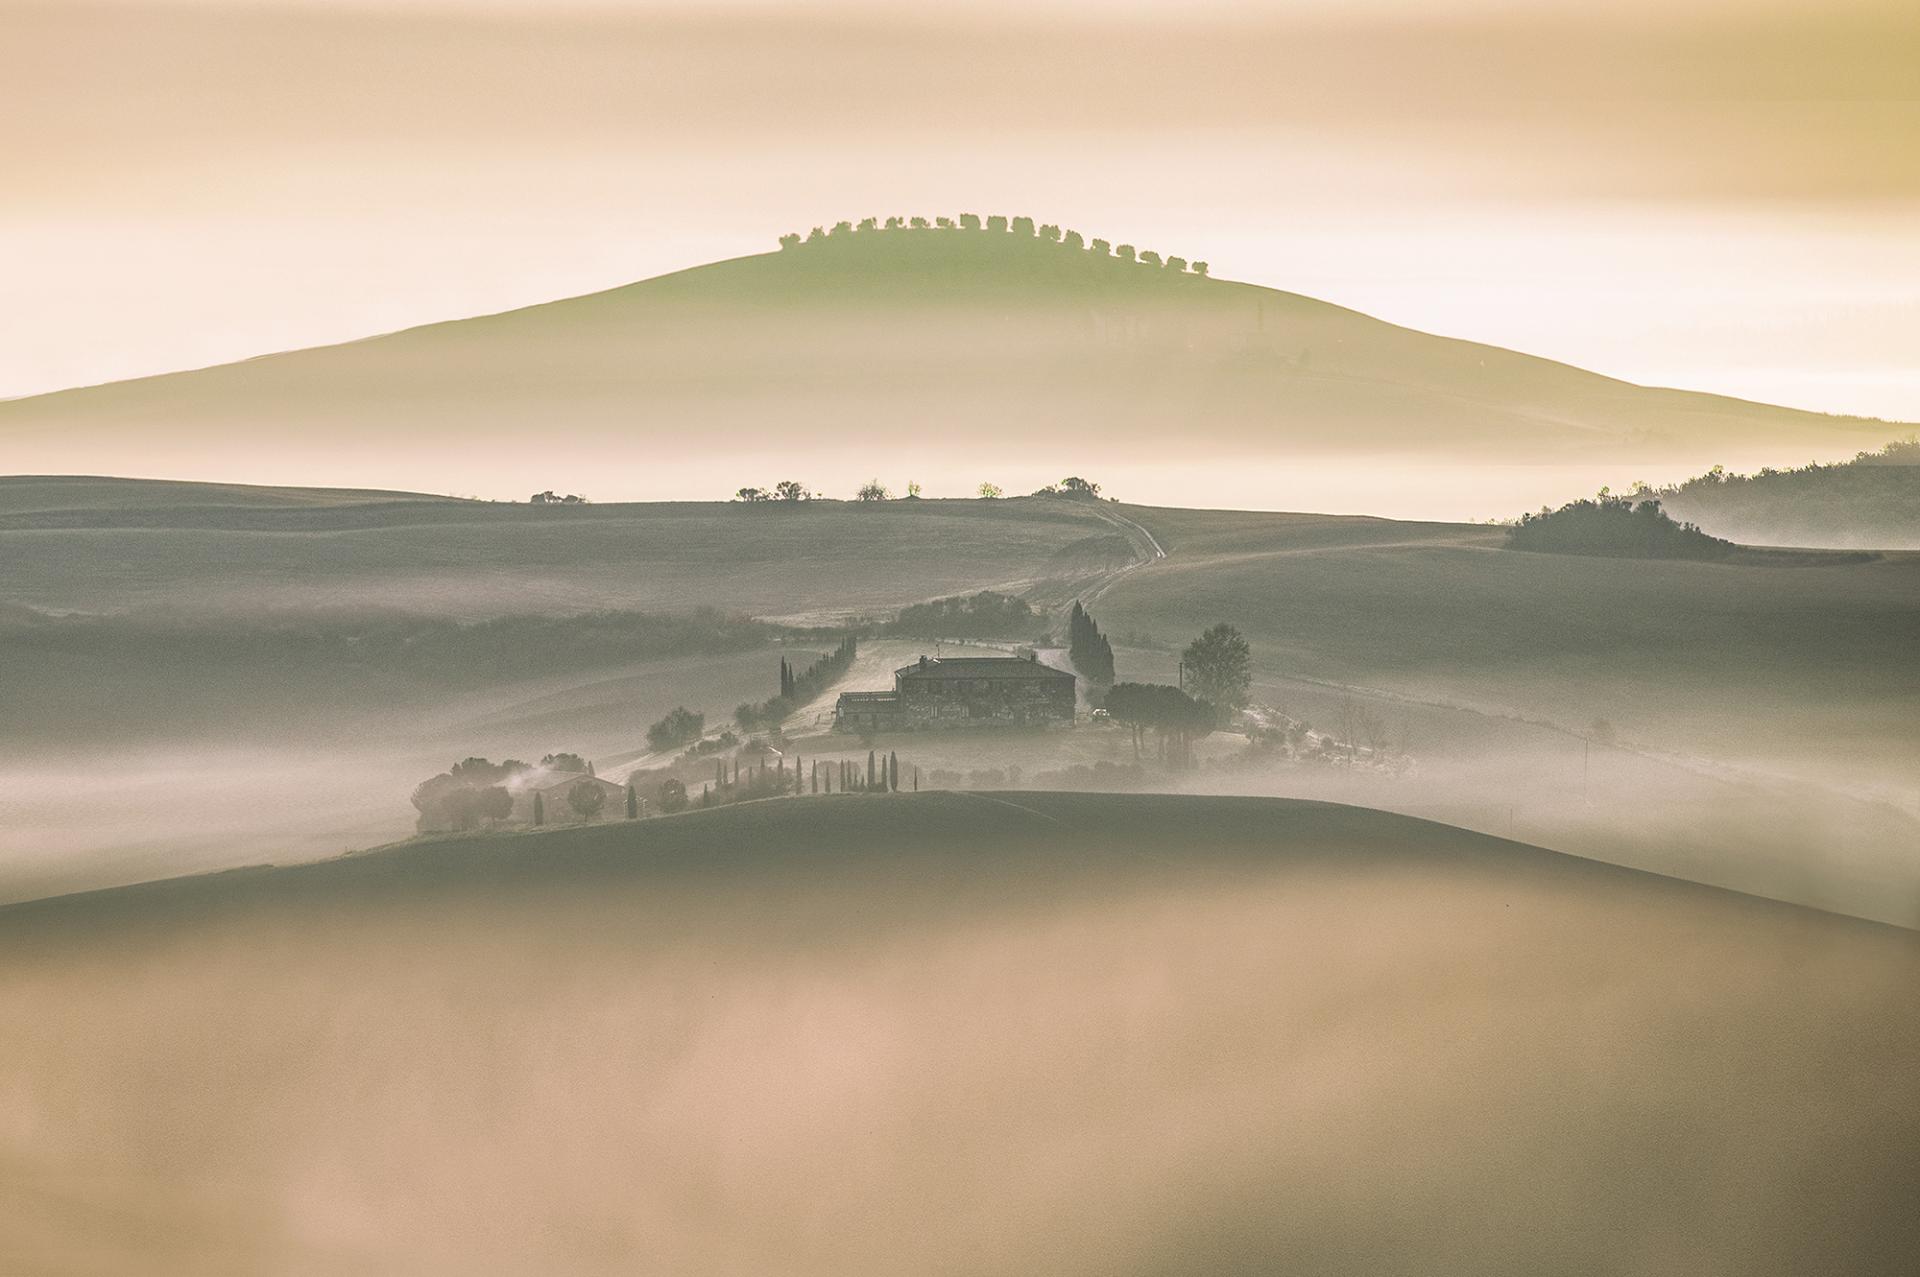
[533,791,544,826]
[867,750,876,790]
[913,765,919,792]
[626,782,638,820]
[889,751,899,792]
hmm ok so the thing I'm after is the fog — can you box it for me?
[3,797,1915,1273]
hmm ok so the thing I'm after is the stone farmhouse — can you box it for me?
[511,772,628,824]
[835,653,1075,732]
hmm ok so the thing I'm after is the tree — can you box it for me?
[1091,238,1111,256]
[889,751,899,791]
[734,487,771,502]
[647,706,705,752]
[912,216,931,229]
[856,480,890,502]
[778,232,801,250]
[1103,683,1213,767]
[830,220,853,236]
[532,791,545,826]
[1181,623,1252,718]
[958,213,981,231]
[884,216,903,230]
[1059,476,1101,499]
[659,778,688,814]
[1039,224,1062,242]
[1116,244,1136,263]
[478,785,513,824]
[541,752,588,774]
[1192,261,1209,277]
[1010,216,1035,236]
[936,216,956,230]
[626,782,639,819]
[867,750,877,789]
[774,479,810,501]
[566,779,605,820]
[905,481,922,499]
[1139,250,1162,267]
[987,214,1009,233]
[1063,230,1084,250]
[1166,256,1188,273]
[858,216,878,232]
[806,225,826,242]
[977,482,1002,499]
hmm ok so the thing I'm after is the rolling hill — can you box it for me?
[0,227,1901,514]
[2,793,1915,1275]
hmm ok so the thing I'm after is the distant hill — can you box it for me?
[3,793,1915,1275]
[1655,438,1920,549]
[0,226,1901,504]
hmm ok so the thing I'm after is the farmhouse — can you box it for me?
[511,772,628,824]
[835,653,1075,732]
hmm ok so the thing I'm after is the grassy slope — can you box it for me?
[2,793,1915,1275]
[1107,503,1920,786]
[0,232,1897,488]
[0,487,1118,618]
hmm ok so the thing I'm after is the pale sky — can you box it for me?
[3,0,1917,420]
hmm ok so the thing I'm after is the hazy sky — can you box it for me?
[3,0,1917,419]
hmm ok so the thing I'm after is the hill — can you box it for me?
[1655,438,1920,549]
[0,227,1900,513]
[1,793,1914,1275]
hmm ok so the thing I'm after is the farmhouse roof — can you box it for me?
[894,655,1074,682]
[529,771,625,794]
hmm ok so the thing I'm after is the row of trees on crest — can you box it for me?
[777,216,1209,276]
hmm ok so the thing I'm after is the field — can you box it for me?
[2,793,1914,1275]
[0,232,1901,517]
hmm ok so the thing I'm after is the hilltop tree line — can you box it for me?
[777,215,1209,278]
[1506,492,1734,561]
[1647,437,1919,547]
[1067,601,1115,684]
[886,592,1046,640]
[737,635,859,731]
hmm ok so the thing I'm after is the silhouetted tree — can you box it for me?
[958,213,981,231]
[830,220,853,236]
[978,482,1002,499]
[987,214,1009,233]
[856,480,890,502]
[1039,224,1062,242]
[936,216,956,230]
[734,487,771,502]
[533,791,545,826]
[1091,238,1111,255]
[1059,476,1101,499]
[806,226,826,242]
[867,750,877,789]
[1139,250,1162,267]
[540,752,589,774]
[1010,216,1035,236]
[778,232,802,250]
[889,751,899,791]
[646,707,705,752]
[912,216,931,229]
[774,479,810,501]
[659,778,688,813]
[858,216,878,232]
[1064,230,1085,250]
[1166,256,1187,273]
[626,782,639,819]
[567,779,605,820]
[1193,261,1209,277]
[1116,244,1136,263]
[1181,623,1252,718]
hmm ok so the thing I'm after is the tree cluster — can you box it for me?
[1035,476,1103,500]
[528,490,587,504]
[886,591,1045,640]
[774,216,1209,276]
[734,480,812,502]
[737,635,858,731]
[1506,494,1734,561]
[1067,600,1115,684]
[1101,683,1216,768]
[646,706,706,753]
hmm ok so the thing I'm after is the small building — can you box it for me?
[835,653,1075,732]
[511,772,628,824]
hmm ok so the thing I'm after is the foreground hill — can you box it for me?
[0,228,1899,510]
[2,793,1914,1275]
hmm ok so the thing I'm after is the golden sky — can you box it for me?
[3,0,1917,418]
